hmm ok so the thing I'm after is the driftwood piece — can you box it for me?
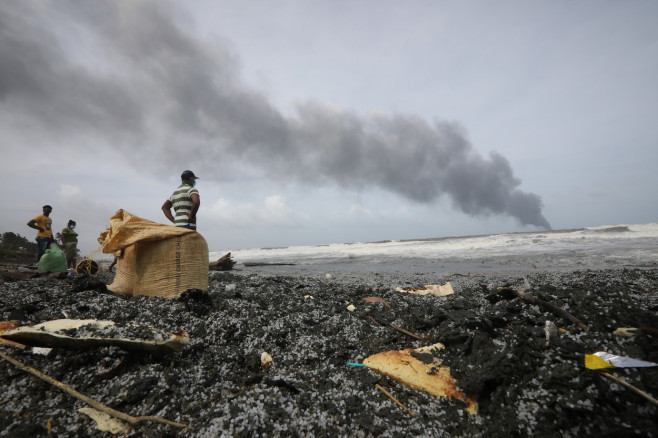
[601,372,658,406]
[367,316,426,340]
[209,252,236,271]
[0,270,42,281]
[375,383,415,416]
[515,288,589,331]
[0,350,187,429]
[0,319,189,353]
[0,268,65,282]
[360,297,391,308]
[388,323,427,340]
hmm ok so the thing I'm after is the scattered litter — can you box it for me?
[584,352,658,370]
[346,362,364,367]
[325,274,333,279]
[544,320,558,346]
[304,295,314,300]
[0,350,187,429]
[264,378,300,394]
[0,319,189,353]
[225,284,237,292]
[347,304,356,312]
[75,259,99,276]
[360,297,391,308]
[613,327,658,337]
[209,252,236,271]
[363,343,477,414]
[79,407,130,434]
[31,347,52,356]
[514,287,588,331]
[375,383,415,417]
[261,351,273,370]
[600,372,658,407]
[395,282,454,296]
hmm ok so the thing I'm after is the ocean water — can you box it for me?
[211,223,658,273]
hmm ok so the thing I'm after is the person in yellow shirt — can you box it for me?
[27,205,54,262]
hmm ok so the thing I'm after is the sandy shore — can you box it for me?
[1,266,657,437]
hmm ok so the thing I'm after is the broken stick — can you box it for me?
[366,316,425,340]
[601,372,658,407]
[387,323,426,341]
[375,384,415,416]
[0,350,187,429]
[515,288,589,331]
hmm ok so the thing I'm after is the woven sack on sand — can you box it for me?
[99,209,208,298]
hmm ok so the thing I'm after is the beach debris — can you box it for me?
[600,372,658,407]
[225,283,237,292]
[31,347,52,356]
[0,269,42,282]
[264,378,300,394]
[0,269,66,281]
[243,262,296,267]
[325,273,333,279]
[96,357,128,379]
[304,295,314,300]
[613,327,658,337]
[79,407,130,434]
[395,282,454,296]
[209,252,236,271]
[363,312,426,341]
[514,287,589,331]
[387,322,426,340]
[75,259,99,276]
[360,296,391,308]
[0,319,189,353]
[0,335,27,349]
[363,343,477,414]
[375,383,415,417]
[179,288,213,316]
[0,350,187,429]
[347,304,356,312]
[346,362,365,367]
[68,274,109,293]
[584,352,658,370]
[261,351,274,370]
[544,320,559,346]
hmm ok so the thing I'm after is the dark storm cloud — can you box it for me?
[0,0,550,229]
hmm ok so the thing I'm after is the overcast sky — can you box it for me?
[2,0,657,256]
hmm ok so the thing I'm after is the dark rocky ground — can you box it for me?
[0,265,657,437]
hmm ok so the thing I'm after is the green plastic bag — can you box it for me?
[37,244,68,273]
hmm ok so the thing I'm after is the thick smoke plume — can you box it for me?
[0,0,551,229]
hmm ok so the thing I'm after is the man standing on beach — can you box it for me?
[27,205,54,261]
[162,170,200,230]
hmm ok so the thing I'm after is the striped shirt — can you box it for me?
[169,183,199,228]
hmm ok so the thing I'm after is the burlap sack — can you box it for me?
[132,232,208,298]
[99,209,208,298]
[107,246,137,297]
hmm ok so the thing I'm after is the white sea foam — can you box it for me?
[210,223,658,270]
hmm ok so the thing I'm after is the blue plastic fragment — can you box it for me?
[346,362,364,367]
